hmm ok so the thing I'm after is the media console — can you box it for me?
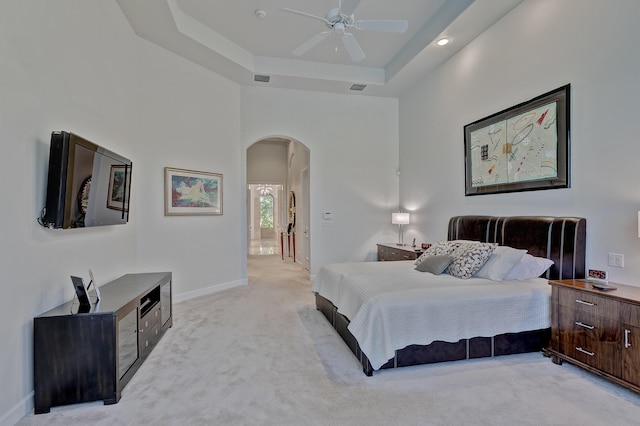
[33,272,172,414]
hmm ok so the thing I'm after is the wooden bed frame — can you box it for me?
[315,215,586,376]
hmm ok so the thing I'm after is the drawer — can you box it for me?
[378,245,416,261]
[390,250,415,261]
[558,311,621,376]
[139,304,162,358]
[558,287,619,318]
[139,303,161,336]
[141,321,163,358]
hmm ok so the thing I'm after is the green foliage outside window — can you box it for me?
[260,194,274,228]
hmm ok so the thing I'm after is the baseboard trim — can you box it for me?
[1,391,33,426]
[173,279,248,304]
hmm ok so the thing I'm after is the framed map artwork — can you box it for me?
[464,84,570,196]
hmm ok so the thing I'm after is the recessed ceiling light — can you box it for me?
[255,9,266,19]
[436,37,451,47]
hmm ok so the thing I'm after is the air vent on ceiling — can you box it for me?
[350,83,367,91]
[253,74,271,83]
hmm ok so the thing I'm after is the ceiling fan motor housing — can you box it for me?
[325,8,354,28]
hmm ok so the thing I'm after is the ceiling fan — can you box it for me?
[280,0,408,63]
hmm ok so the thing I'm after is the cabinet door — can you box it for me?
[622,324,640,386]
[118,307,139,380]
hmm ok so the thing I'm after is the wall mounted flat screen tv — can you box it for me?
[40,131,132,229]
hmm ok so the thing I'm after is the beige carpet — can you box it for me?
[18,255,640,425]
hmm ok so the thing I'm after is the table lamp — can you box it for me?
[392,212,410,246]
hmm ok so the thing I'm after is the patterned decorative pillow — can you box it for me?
[414,255,454,274]
[414,240,461,266]
[474,246,527,281]
[447,242,497,279]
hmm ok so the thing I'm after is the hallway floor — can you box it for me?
[249,237,280,256]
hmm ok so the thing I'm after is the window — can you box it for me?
[260,194,274,228]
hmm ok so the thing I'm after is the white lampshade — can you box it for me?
[392,212,410,225]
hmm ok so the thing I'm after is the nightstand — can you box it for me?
[377,243,423,261]
[547,279,640,393]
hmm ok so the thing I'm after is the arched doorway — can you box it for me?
[246,137,310,270]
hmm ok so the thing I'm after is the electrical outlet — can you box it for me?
[608,253,624,268]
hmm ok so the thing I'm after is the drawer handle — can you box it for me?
[576,347,595,357]
[575,299,595,307]
[575,321,595,330]
[625,329,632,348]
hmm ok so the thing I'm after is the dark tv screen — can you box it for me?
[41,131,132,229]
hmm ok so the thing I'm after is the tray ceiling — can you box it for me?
[116,0,523,97]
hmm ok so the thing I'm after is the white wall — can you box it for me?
[247,142,288,183]
[241,87,400,273]
[399,0,640,284]
[0,1,242,424]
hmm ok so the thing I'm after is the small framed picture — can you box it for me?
[107,165,131,212]
[70,276,91,307]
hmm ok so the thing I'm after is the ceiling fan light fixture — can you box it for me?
[280,2,407,63]
[436,37,451,47]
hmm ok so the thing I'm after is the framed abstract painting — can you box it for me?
[464,84,570,196]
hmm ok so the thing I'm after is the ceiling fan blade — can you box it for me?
[355,20,408,33]
[279,8,329,24]
[292,31,331,56]
[341,32,366,62]
[339,0,361,17]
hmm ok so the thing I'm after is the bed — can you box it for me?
[312,215,586,376]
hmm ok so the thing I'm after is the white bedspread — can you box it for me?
[312,261,551,370]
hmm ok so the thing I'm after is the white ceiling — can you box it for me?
[115,0,523,97]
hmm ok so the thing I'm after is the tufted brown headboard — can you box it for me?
[447,216,586,280]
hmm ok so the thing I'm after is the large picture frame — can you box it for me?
[164,167,223,215]
[464,84,570,196]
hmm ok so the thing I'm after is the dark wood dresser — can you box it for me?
[33,272,172,413]
[377,243,423,261]
[547,279,640,393]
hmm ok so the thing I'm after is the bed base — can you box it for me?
[316,294,550,376]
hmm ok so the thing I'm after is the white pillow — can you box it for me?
[474,246,527,281]
[504,254,554,280]
[447,242,497,279]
